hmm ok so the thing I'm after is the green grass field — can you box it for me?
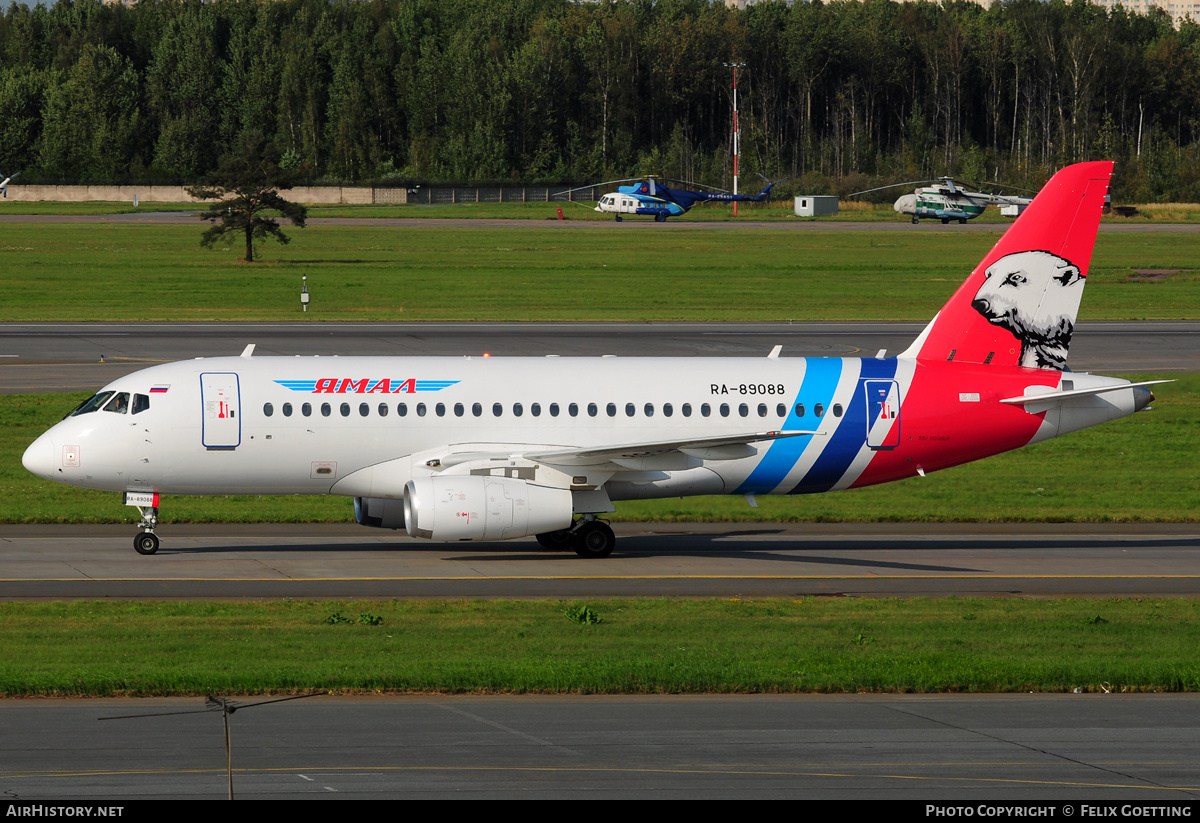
[1,214,1196,699]
[2,597,1197,696]
[0,223,1196,321]
[4,374,1196,524]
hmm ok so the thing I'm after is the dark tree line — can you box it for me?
[2,0,1200,200]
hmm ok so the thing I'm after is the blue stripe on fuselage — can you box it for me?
[734,358,843,495]
[787,357,898,494]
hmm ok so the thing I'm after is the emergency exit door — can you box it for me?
[201,373,241,449]
[864,379,901,450]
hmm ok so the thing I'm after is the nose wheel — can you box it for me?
[134,531,160,555]
[132,504,160,555]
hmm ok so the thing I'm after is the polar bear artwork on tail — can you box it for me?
[971,250,1084,370]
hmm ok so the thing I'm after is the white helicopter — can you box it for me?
[0,171,20,198]
[555,175,780,222]
[851,177,1033,224]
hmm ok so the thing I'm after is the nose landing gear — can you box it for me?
[132,504,160,555]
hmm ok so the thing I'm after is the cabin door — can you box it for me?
[201,373,241,449]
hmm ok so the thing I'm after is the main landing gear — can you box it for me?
[535,515,616,558]
[133,505,160,555]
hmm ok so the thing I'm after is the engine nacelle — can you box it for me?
[403,476,573,541]
[354,496,406,530]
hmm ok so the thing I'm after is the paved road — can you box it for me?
[1,321,1194,393]
[3,522,1197,600]
[2,694,1199,799]
[3,211,1200,232]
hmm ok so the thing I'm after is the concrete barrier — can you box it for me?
[5,184,375,205]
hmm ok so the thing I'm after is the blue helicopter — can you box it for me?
[556,175,781,222]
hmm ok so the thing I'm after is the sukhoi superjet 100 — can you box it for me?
[24,162,1162,558]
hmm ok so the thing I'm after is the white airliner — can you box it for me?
[23,162,1164,558]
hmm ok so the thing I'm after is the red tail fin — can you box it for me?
[903,161,1113,370]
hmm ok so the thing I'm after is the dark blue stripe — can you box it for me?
[735,358,843,495]
[788,357,898,495]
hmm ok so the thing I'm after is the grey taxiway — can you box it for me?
[1,321,1195,600]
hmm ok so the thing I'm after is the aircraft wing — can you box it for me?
[526,430,818,467]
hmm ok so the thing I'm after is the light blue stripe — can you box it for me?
[734,358,843,495]
[789,357,898,494]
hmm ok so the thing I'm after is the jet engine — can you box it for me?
[354,496,406,529]
[403,476,573,541]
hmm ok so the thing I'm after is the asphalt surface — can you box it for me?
[1,320,1195,394]
[2,694,1199,799]
[2,522,1197,600]
[3,211,1200,232]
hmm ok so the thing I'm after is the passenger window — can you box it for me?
[436,403,446,417]
[758,403,767,418]
[682,403,692,417]
[359,403,369,417]
[103,393,130,414]
[795,404,805,417]
[776,403,785,417]
[738,403,748,417]
[815,403,825,417]
[644,403,654,417]
[663,403,672,417]
[340,403,351,417]
[398,403,408,417]
[701,403,711,417]
[417,403,427,417]
[513,403,523,417]
[569,403,579,417]
[833,403,843,417]
[720,403,730,417]
[263,402,274,417]
[283,402,293,417]
[132,394,150,415]
[550,403,560,417]
[472,403,482,417]
[587,403,598,417]
[625,403,635,417]
[302,402,312,417]
[531,403,541,417]
[493,402,502,417]
[378,403,388,417]
[606,403,616,417]
[454,403,464,417]
[321,403,331,417]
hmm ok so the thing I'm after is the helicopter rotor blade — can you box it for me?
[552,178,647,199]
[847,180,933,198]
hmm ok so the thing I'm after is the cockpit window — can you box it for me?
[69,391,114,417]
[132,394,150,415]
[102,392,130,414]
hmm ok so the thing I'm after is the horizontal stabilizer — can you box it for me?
[1000,380,1172,406]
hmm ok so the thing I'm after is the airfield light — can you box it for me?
[724,62,747,216]
[301,275,309,312]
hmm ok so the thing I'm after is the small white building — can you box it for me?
[794,195,838,217]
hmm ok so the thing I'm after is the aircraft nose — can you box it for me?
[22,433,55,479]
